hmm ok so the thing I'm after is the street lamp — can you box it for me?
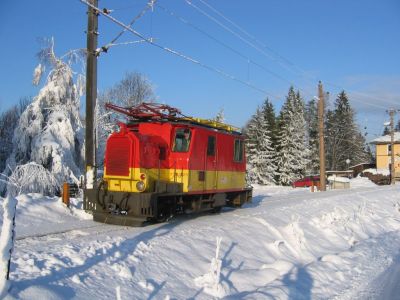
[346,158,350,170]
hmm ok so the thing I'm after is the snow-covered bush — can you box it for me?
[195,237,225,298]
[5,162,59,196]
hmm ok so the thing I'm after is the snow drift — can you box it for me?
[2,179,400,299]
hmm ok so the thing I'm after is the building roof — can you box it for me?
[370,132,400,144]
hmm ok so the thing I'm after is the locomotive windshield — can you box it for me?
[173,128,191,152]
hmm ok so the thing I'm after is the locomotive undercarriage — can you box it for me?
[84,181,252,226]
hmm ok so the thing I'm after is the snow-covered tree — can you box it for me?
[100,72,154,108]
[305,98,319,174]
[1,38,84,195]
[325,91,370,170]
[276,87,310,185]
[245,102,277,185]
[262,98,278,149]
[0,98,30,172]
[94,101,116,168]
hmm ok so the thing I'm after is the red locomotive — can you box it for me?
[85,103,252,226]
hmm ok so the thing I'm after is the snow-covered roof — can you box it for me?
[349,162,374,169]
[328,175,350,183]
[370,132,400,144]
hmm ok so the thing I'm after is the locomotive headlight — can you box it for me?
[136,181,145,192]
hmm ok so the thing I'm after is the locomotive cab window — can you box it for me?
[233,139,244,162]
[173,128,191,152]
[207,136,216,156]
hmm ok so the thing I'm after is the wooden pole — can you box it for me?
[388,109,396,185]
[318,81,326,191]
[84,0,98,206]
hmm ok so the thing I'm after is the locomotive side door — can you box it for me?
[205,135,217,191]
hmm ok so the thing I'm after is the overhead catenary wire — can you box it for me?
[79,0,281,100]
[156,3,313,98]
[183,0,303,77]
[197,0,303,74]
[101,0,156,53]
[191,0,396,110]
[325,81,400,108]
[102,39,148,49]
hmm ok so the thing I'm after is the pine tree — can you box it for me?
[262,98,278,148]
[383,126,390,135]
[325,91,370,170]
[245,104,277,185]
[276,87,310,185]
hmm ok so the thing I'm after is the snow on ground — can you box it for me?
[0,194,92,240]
[1,178,400,299]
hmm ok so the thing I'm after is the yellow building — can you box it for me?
[371,133,400,179]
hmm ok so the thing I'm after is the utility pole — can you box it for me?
[318,81,326,191]
[85,0,98,192]
[387,109,398,185]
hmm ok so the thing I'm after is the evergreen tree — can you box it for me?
[276,87,310,185]
[245,104,277,185]
[262,98,278,148]
[305,99,319,174]
[383,126,390,135]
[325,91,370,170]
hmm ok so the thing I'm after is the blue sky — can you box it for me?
[0,0,399,140]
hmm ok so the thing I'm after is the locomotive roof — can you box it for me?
[128,118,243,136]
[106,102,242,135]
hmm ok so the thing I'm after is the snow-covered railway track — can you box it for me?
[16,223,105,241]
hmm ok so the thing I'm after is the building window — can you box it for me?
[207,136,216,156]
[173,128,191,152]
[234,139,244,162]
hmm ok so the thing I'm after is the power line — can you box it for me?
[79,0,281,100]
[325,81,399,108]
[101,0,156,53]
[184,0,306,78]
[102,39,147,49]
[197,0,304,75]
[190,0,396,110]
[157,3,312,98]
